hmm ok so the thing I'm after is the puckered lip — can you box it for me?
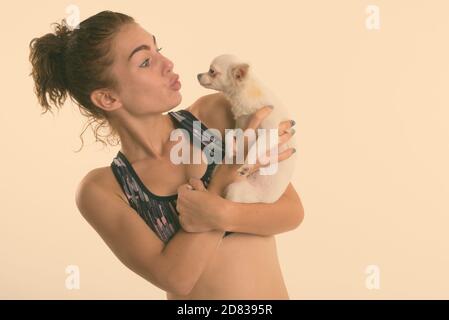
[169,74,179,86]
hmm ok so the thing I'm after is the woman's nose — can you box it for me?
[166,59,174,70]
[162,56,174,73]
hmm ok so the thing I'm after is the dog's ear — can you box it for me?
[231,63,249,81]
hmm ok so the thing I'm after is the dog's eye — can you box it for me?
[209,68,215,74]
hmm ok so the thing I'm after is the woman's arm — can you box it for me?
[221,183,304,236]
[177,178,304,236]
[75,172,226,296]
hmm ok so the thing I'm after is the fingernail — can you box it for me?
[267,105,274,109]
[290,120,296,126]
[291,128,296,135]
[186,184,193,190]
[292,148,296,153]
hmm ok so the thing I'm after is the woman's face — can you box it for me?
[110,23,182,115]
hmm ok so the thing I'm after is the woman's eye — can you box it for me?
[140,48,163,68]
[140,59,151,68]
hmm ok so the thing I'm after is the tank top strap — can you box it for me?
[168,109,225,162]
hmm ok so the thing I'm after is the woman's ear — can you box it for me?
[90,89,122,111]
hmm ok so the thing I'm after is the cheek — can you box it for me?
[127,73,161,95]
[118,77,159,108]
[113,66,174,110]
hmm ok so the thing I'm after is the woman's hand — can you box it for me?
[209,106,297,195]
[176,178,230,232]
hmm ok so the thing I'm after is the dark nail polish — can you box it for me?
[267,105,274,109]
[290,120,296,126]
[291,128,296,135]
[292,148,296,153]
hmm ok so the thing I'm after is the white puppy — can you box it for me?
[197,54,297,203]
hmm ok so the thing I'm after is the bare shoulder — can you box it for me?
[76,167,112,191]
[73,166,172,291]
[75,167,126,216]
[186,93,235,136]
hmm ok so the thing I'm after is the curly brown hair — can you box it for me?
[29,10,135,152]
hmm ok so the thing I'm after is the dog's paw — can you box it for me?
[237,164,252,177]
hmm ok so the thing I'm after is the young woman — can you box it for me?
[29,10,304,299]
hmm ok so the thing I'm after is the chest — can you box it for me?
[131,143,210,197]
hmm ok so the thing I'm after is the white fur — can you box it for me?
[198,54,297,203]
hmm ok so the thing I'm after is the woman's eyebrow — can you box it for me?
[127,35,158,61]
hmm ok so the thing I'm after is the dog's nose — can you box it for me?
[197,73,202,81]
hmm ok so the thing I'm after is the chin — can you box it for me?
[168,92,182,109]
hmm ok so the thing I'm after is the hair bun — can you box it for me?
[28,18,74,112]
[52,19,72,54]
